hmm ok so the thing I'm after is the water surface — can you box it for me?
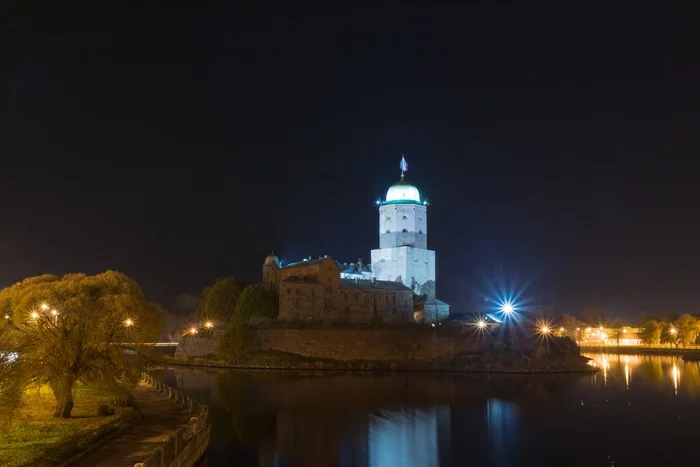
[162,354,700,466]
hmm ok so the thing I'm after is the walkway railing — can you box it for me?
[135,373,211,467]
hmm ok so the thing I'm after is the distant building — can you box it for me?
[262,158,450,324]
[581,326,643,345]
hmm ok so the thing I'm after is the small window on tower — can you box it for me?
[402,229,408,233]
[386,229,391,234]
[419,230,423,235]
[402,215,408,219]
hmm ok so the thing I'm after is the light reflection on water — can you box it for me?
[163,354,700,467]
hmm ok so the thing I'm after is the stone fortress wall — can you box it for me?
[175,327,487,363]
[277,279,414,323]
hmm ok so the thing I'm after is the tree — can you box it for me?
[608,320,628,346]
[218,321,250,362]
[0,272,163,418]
[641,319,662,347]
[675,314,699,348]
[0,353,25,434]
[665,323,680,348]
[235,284,276,323]
[560,314,586,342]
[198,277,244,323]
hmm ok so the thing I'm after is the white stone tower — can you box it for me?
[371,158,437,297]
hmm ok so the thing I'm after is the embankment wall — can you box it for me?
[135,373,210,467]
[175,327,488,362]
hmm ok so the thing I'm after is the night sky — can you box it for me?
[1,3,698,317]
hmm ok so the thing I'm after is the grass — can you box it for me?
[0,384,137,467]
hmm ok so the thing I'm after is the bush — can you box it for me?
[111,396,133,407]
[218,321,250,362]
[97,404,116,416]
[235,284,276,322]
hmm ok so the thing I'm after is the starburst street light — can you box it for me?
[501,302,514,314]
[670,327,677,335]
[30,311,39,320]
[204,321,214,329]
[40,303,49,311]
[124,318,134,328]
[51,309,58,316]
[477,320,486,329]
[189,326,198,335]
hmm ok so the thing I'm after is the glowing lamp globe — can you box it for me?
[501,303,514,314]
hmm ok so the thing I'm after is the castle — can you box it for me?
[263,158,449,324]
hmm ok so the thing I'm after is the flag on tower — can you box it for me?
[400,155,408,173]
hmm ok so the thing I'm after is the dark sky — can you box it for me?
[1,2,698,317]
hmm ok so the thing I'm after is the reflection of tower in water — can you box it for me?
[486,399,518,466]
[368,406,450,467]
[258,405,450,467]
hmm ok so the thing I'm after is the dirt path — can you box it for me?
[69,382,191,467]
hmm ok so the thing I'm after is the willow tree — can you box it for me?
[0,353,24,434]
[0,271,163,418]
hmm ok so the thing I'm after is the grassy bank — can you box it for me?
[0,384,137,467]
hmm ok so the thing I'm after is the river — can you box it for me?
[161,354,700,467]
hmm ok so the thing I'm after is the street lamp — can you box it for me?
[124,318,134,328]
[189,326,198,336]
[501,303,514,314]
[30,311,39,320]
[477,320,486,329]
[204,321,214,330]
[40,303,49,311]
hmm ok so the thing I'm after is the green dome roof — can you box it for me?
[385,176,421,204]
